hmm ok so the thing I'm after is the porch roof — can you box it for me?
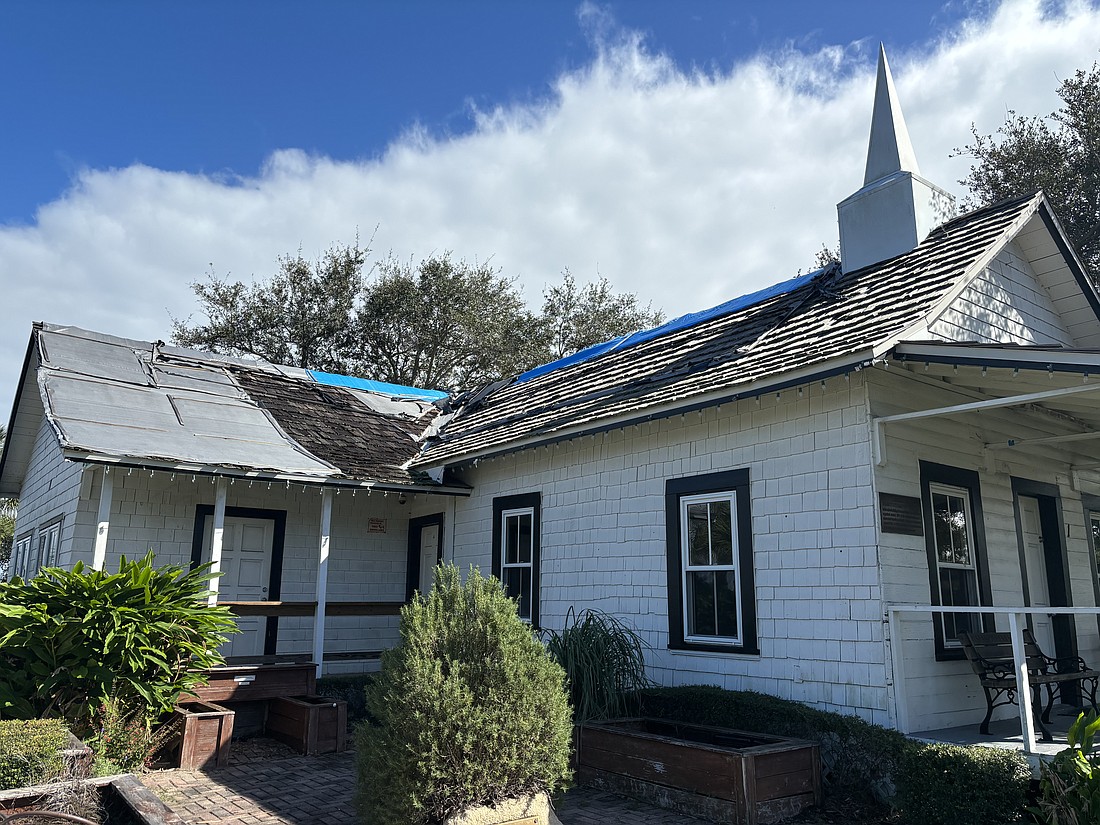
[413,192,1096,468]
[0,323,465,495]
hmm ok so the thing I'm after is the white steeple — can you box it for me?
[837,45,955,273]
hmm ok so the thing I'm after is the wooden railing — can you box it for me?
[219,601,403,617]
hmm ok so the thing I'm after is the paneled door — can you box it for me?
[202,516,274,658]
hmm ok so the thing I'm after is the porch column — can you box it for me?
[1008,611,1038,754]
[313,488,333,678]
[92,467,114,571]
[207,478,227,607]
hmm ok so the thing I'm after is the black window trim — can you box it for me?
[919,461,993,661]
[491,492,541,629]
[665,468,758,655]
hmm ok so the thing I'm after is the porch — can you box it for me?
[886,604,1100,756]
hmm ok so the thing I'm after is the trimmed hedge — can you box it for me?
[0,719,70,790]
[638,685,1031,824]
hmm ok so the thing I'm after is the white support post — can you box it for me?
[92,468,114,571]
[313,488,333,679]
[887,608,910,733]
[208,478,227,607]
[1008,611,1038,754]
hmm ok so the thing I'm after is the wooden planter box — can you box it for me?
[174,700,235,770]
[267,695,347,755]
[575,718,821,825]
[184,659,316,704]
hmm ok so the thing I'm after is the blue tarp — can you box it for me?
[517,267,825,383]
[308,370,448,400]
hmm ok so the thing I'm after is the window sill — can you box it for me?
[668,644,760,658]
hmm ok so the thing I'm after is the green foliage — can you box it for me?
[897,741,1030,825]
[641,684,1031,823]
[316,672,375,726]
[0,552,237,730]
[539,271,663,361]
[356,564,573,825]
[88,694,180,773]
[1033,710,1100,824]
[640,685,907,802]
[959,63,1100,277]
[543,608,650,722]
[173,245,664,392]
[0,719,69,790]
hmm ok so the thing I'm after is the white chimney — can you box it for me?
[837,45,956,273]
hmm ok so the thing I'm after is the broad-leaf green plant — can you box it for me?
[543,607,650,723]
[356,563,572,825]
[1034,710,1100,824]
[0,552,237,731]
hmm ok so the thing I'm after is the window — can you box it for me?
[666,470,757,654]
[920,462,991,659]
[37,520,62,573]
[11,533,32,580]
[492,493,540,627]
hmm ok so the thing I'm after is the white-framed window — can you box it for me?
[501,507,534,621]
[35,520,62,575]
[492,493,540,626]
[666,469,757,655]
[11,533,32,580]
[929,482,979,646]
[680,491,741,644]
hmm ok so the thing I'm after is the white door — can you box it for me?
[418,523,440,596]
[202,516,275,659]
[1019,496,1056,653]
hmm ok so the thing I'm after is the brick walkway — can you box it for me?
[143,749,705,825]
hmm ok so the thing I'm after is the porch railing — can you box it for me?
[219,600,403,617]
[885,604,1100,754]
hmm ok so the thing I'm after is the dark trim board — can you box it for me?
[919,461,993,661]
[664,468,758,656]
[491,492,541,629]
[191,505,288,657]
[406,512,445,601]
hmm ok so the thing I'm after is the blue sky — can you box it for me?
[1,0,1098,407]
[1,1,973,224]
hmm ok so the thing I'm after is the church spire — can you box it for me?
[863,44,920,185]
[836,45,955,273]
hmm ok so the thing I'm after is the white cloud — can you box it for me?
[2,0,1099,406]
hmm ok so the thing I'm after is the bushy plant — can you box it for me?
[89,694,180,773]
[897,741,1030,825]
[543,607,649,722]
[0,552,237,730]
[356,564,573,825]
[1033,710,1100,824]
[640,685,1032,823]
[0,719,70,790]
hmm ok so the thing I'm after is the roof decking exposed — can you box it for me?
[413,194,1046,466]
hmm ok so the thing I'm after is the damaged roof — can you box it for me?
[2,323,452,491]
[412,192,1083,467]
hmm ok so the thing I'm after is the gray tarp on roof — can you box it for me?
[31,325,451,486]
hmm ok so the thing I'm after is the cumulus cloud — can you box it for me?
[2,0,1099,406]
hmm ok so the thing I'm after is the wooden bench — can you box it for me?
[958,630,1100,741]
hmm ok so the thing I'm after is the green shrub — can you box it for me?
[0,719,70,790]
[356,564,573,825]
[898,741,1030,825]
[640,685,1031,823]
[1033,711,1100,823]
[543,608,649,722]
[640,685,907,802]
[317,672,375,726]
[0,552,237,731]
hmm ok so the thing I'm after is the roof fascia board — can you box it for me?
[416,350,875,470]
[63,452,472,496]
[0,325,41,491]
[893,342,1100,373]
[874,194,1044,356]
[1037,200,1100,322]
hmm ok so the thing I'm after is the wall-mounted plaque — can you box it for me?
[880,493,923,536]
[368,517,387,534]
